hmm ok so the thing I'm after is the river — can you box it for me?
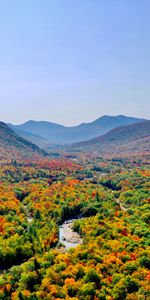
[59,218,83,250]
[0,217,83,274]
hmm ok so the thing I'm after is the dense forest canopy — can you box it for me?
[0,152,149,299]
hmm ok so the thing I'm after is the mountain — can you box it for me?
[8,115,146,146]
[0,122,48,160]
[7,126,52,149]
[71,121,150,157]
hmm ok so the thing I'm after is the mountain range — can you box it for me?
[8,115,146,147]
[1,115,149,160]
[72,120,150,157]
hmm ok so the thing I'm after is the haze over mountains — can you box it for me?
[72,121,150,157]
[9,115,146,147]
[0,122,48,160]
[1,115,149,160]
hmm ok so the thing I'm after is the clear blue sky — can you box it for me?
[0,0,149,125]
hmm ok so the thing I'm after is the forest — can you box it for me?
[0,154,149,300]
[0,0,149,298]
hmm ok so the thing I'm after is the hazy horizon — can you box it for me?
[0,1,150,125]
[5,113,148,127]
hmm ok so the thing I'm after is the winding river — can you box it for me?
[59,218,83,250]
[1,213,83,274]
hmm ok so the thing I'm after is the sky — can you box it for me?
[0,0,150,125]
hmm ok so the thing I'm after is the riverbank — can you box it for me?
[59,218,83,250]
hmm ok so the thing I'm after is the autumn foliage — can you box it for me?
[0,156,149,299]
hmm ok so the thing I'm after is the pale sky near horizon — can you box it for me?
[0,0,150,125]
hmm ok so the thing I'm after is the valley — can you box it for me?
[0,151,149,299]
[8,115,146,147]
[0,116,149,299]
[0,0,149,298]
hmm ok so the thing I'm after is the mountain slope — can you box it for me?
[9,115,146,145]
[8,126,51,149]
[71,121,150,157]
[0,122,48,160]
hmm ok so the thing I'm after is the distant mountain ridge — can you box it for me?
[0,122,48,160]
[71,121,150,157]
[8,115,146,146]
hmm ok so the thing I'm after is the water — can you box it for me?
[59,218,83,250]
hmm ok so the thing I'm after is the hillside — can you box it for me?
[9,115,145,146]
[0,122,48,160]
[7,126,52,149]
[71,121,150,157]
